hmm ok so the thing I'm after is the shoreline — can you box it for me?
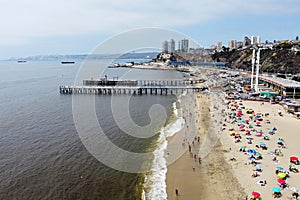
[166,91,246,199]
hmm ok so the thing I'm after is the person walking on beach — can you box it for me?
[175,188,179,196]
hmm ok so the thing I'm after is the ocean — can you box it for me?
[0,60,186,199]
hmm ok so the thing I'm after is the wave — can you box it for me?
[143,99,184,200]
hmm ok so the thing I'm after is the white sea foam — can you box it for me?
[143,100,184,200]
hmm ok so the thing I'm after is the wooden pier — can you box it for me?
[59,78,208,95]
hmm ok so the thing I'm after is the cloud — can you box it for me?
[0,0,299,46]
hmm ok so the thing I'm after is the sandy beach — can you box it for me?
[221,100,300,199]
[166,92,246,199]
[166,87,300,199]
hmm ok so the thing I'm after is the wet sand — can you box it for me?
[166,92,246,199]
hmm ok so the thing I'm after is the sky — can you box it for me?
[0,0,300,59]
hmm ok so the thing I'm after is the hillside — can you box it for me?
[211,41,300,74]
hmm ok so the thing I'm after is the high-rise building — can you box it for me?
[228,40,237,50]
[162,41,168,53]
[243,36,251,47]
[251,36,261,45]
[169,39,175,53]
[180,39,189,52]
[216,42,222,52]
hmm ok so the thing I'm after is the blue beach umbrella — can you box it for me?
[256,164,261,170]
[247,149,256,155]
[259,142,266,147]
[276,166,284,171]
[272,187,281,193]
[277,139,283,144]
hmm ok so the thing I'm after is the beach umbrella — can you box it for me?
[247,149,256,154]
[235,133,241,137]
[255,132,262,136]
[256,121,261,126]
[290,156,299,161]
[273,126,277,131]
[276,166,284,171]
[240,146,246,151]
[268,130,275,135]
[277,139,284,143]
[277,178,286,185]
[256,152,262,157]
[245,119,250,123]
[259,142,266,147]
[229,126,234,131]
[272,187,281,193]
[251,191,261,198]
[278,172,286,179]
[256,164,261,170]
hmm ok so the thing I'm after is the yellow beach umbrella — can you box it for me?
[277,172,286,179]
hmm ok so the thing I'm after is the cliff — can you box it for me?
[211,41,300,74]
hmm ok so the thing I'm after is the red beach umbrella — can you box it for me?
[290,156,299,161]
[251,191,261,198]
[277,178,286,185]
[256,121,261,125]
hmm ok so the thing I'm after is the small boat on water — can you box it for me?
[17,60,27,63]
[61,61,75,64]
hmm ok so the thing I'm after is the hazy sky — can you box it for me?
[0,0,299,59]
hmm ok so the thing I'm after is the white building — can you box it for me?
[251,36,261,45]
[228,40,237,50]
[216,42,222,52]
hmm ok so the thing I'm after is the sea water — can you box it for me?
[0,60,185,199]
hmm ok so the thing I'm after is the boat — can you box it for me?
[17,60,27,63]
[61,61,75,64]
